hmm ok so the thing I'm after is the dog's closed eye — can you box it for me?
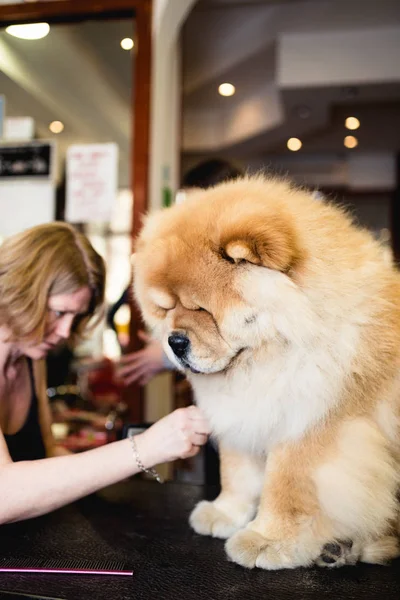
[219,248,236,265]
[148,287,176,310]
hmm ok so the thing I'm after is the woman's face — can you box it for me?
[21,286,92,359]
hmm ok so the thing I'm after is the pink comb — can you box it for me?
[0,558,133,576]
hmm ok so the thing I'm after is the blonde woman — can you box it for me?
[0,222,209,524]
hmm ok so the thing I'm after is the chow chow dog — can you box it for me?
[133,176,400,570]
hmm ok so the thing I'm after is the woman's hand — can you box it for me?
[135,406,211,467]
[116,331,166,386]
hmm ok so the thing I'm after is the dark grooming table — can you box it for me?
[0,479,399,599]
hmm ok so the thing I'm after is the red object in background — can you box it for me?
[86,358,123,409]
[60,433,108,452]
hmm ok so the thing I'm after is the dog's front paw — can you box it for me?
[225,529,319,570]
[190,499,254,539]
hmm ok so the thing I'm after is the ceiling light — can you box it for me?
[120,38,134,50]
[218,83,235,97]
[345,116,360,130]
[287,137,302,151]
[294,105,311,120]
[344,135,358,149]
[49,120,64,134]
[6,23,50,40]
[342,86,358,100]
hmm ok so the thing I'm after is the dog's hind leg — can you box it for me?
[316,534,400,568]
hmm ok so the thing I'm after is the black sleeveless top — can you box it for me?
[4,360,47,462]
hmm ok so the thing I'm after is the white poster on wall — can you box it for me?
[65,143,118,223]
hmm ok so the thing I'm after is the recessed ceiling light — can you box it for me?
[294,105,311,120]
[287,137,302,151]
[345,116,360,130]
[6,23,50,40]
[120,38,134,50]
[342,86,358,100]
[49,120,64,134]
[344,135,358,149]
[218,83,235,97]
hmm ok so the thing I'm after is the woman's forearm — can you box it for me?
[0,436,154,524]
[0,405,210,525]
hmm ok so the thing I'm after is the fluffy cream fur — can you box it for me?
[133,176,400,570]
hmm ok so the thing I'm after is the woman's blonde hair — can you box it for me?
[0,222,106,343]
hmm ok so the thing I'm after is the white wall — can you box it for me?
[278,27,400,88]
[183,83,283,152]
[0,180,54,238]
[149,0,197,209]
[146,1,197,475]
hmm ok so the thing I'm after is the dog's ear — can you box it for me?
[221,216,300,272]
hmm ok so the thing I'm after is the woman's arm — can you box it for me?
[0,405,209,524]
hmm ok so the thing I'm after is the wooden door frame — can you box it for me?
[0,0,152,419]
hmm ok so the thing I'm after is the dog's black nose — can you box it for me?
[168,334,190,358]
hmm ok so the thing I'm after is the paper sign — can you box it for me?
[66,143,118,223]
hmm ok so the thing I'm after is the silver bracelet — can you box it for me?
[128,432,163,484]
